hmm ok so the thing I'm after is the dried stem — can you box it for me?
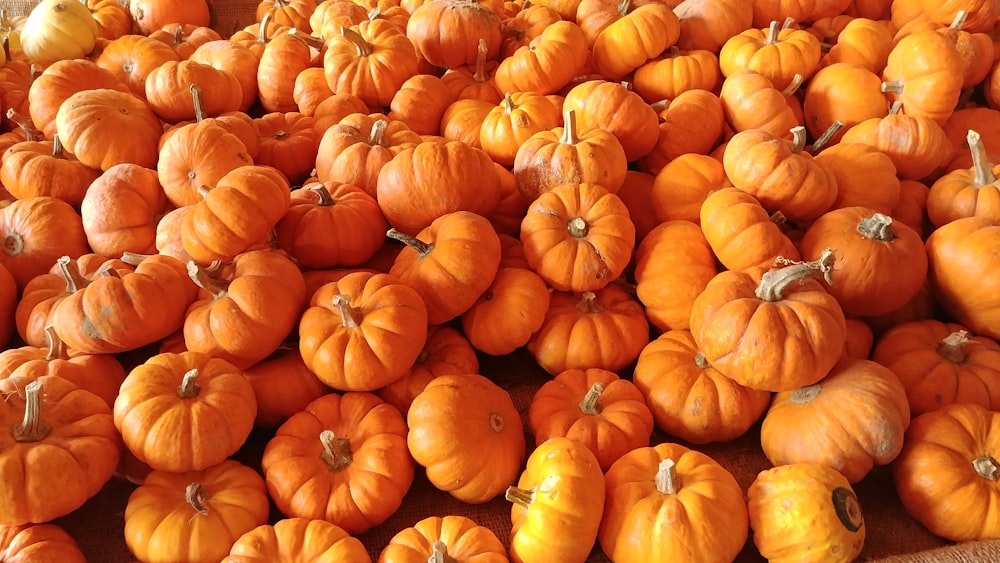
[579,382,604,415]
[757,248,837,301]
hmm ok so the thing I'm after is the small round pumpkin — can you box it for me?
[378,515,507,562]
[224,518,371,563]
[748,463,865,562]
[0,523,86,562]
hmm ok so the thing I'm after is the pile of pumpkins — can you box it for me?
[0,0,999,561]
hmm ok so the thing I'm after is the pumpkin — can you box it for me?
[493,20,590,95]
[184,250,307,369]
[388,74,455,136]
[507,437,605,563]
[761,358,911,483]
[378,515,507,562]
[632,47,722,104]
[598,443,748,562]
[699,187,801,272]
[80,164,166,257]
[527,286,649,376]
[925,216,1000,340]
[819,15,893,72]
[479,91,561,168]
[803,62,889,144]
[0,263,16,349]
[128,0,210,35]
[19,0,99,62]
[928,129,1000,227]
[124,459,269,563]
[257,0,317,29]
[323,20,420,109]
[520,182,634,293]
[461,266,550,356]
[262,392,414,534]
[748,463,865,562]
[189,40,260,112]
[407,373,526,504]
[917,0,997,34]
[0,135,100,207]
[406,0,503,68]
[723,126,839,224]
[316,113,421,198]
[225,518,370,562]
[513,110,629,201]
[673,0,754,53]
[243,349,329,429]
[51,253,198,354]
[181,165,291,264]
[0,376,119,526]
[893,403,1000,542]
[640,89,725,174]
[634,220,718,332]
[0,325,125,409]
[840,102,954,181]
[500,4,562,58]
[299,271,428,391]
[561,79,659,161]
[377,140,502,235]
[113,351,258,472]
[388,211,501,325]
[799,208,927,317]
[633,329,772,444]
[376,325,479,415]
[94,35,180,99]
[145,60,243,123]
[14,255,107,348]
[719,69,799,140]
[649,153,730,223]
[440,38,503,104]
[0,523,86,562]
[719,20,823,92]
[813,140,902,213]
[54,88,163,171]
[148,24,222,59]
[690,248,848,392]
[872,320,1000,415]
[881,30,964,126]
[0,196,89,291]
[528,368,654,471]
[590,1,681,80]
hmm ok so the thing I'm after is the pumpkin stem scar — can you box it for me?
[177,369,202,399]
[185,482,210,516]
[579,382,605,415]
[693,351,710,369]
[488,412,505,433]
[566,216,589,238]
[504,485,535,508]
[386,228,434,256]
[937,331,970,364]
[2,232,24,257]
[332,294,362,328]
[857,213,897,242]
[789,384,821,404]
[967,130,997,185]
[974,455,1000,481]
[756,247,838,301]
[656,458,680,494]
[319,430,354,471]
[427,540,455,563]
[13,380,51,442]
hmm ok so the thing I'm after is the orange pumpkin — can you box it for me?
[378,515,507,562]
[493,21,589,96]
[0,523,86,562]
[244,349,330,429]
[54,88,163,171]
[225,518,371,563]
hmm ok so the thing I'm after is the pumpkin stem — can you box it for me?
[13,380,51,442]
[502,92,516,114]
[617,0,631,16]
[560,109,580,145]
[473,38,489,82]
[809,120,843,155]
[488,412,505,432]
[781,73,804,98]
[367,7,383,22]
[185,483,210,516]
[655,458,680,495]
[756,248,837,301]
[120,252,153,266]
[650,99,668,113]
[98,263,122,279]
[576,292,605,313]
[769,211,788,227]
[56,256,88,292]
[973,455,1000,481]
[306,184,336,206]
[788,126,808,154]
[881,79,904,96]
[189,83,206,122]
[566,216,589,238]
[332,294,362,328]
[187,261,229,299]
[42,325,69,361]
[255,12,273,44]
[427,541,453,563]
[857,213,897,242]
[197,185,212,199]
[967,130,997,185]
[386,228,433,256]
[693,351,710,369]
[369,118,389,146]
[339,26,373,57]
[177,369,202,399]
[790,383,822,404]
[888,101,902,115]
[579,382,605,415]
[172,24,184,46]
[289,27,324,50]
[950,10,969,30]
[51,134,66,158]
[319,429,354,471]
[781,16,795,30]
[504,485,535,508]
[765,20,781,45]
[937,330,970,364]
[4,109,43,142]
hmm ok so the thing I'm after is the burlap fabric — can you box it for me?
[6,0,1000,561]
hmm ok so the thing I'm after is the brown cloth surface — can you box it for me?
[6,0,1000,561]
